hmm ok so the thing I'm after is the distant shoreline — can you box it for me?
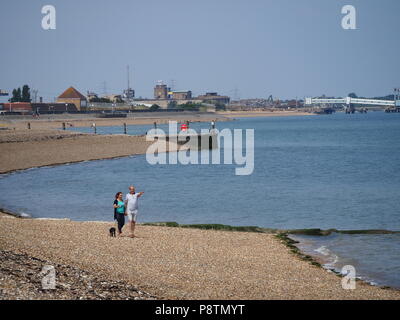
[0,112,231,130]
[0,110,315,130]
[217,110,315,118]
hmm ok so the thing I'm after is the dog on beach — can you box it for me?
[109,227,116,237]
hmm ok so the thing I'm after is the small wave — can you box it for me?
[35,217,70,221]
[324,255,339,269]
[314,245,330,256]
[314,246,339,268]
[357,275,379,287]
[19,212,31,218]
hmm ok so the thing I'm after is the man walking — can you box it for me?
[125,185,144,238]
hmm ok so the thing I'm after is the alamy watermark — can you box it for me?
[145,121,254,176]
[40,265,56,290]
[341,265,356,290]
[41,5,56,30]
[41,5,356,31]
[40,5,357,31]
[341,5,356,30]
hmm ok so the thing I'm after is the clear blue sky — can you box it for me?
[0,0,399,102]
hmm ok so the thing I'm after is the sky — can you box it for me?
[0,0,399,102]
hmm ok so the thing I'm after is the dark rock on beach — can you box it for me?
[0,250,156,300]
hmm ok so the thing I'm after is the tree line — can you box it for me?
[9,85,31,103]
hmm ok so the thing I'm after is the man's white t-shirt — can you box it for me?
[125,193,139,212]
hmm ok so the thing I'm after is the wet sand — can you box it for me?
[0,112,230,130]
[0,110,312,131]
[0,129,152,174]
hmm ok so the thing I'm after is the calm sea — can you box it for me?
[1,112,399,288]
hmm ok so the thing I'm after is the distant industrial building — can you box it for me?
[2,102,32,113]
[123,88,135,101]
[104,94,123,103]
[154,82,169,100]
[152,81,229,107]
[57,87,87,111]
[86,91,98,101]
[123,65,135,101]
[31,103,78,113]
[197,92,230,105]
[2,86,83,114]
[154,87,192,100]
[170,91,192,100]
[87,91,123,103]
[154,81,191,100]
[2,102,78,114]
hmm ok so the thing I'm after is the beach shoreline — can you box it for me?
[0,129,153,174]
[1,203,400,298]
[217,110,315,118]
[2,201,399,292]
[1,212,399,300]
[0,112,231,130]
[0,110,313,130]
[1,117,399,299]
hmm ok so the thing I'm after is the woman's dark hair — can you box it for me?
[115,192,122,199]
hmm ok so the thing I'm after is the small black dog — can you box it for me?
[109,227,116,237]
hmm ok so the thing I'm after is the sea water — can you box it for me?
[1,112,399,288]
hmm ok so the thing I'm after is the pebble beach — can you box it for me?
[1,213,399,300]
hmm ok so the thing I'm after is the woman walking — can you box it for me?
[113,192,126,236]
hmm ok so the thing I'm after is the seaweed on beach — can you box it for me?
[142,222,264,233]
[141,221,400,237]
[142,222,180,228]
[275,233,322,268]
[287,228,400,236]
[339,229,399,235]
[180,224,264,233]
[286,229,332,236]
